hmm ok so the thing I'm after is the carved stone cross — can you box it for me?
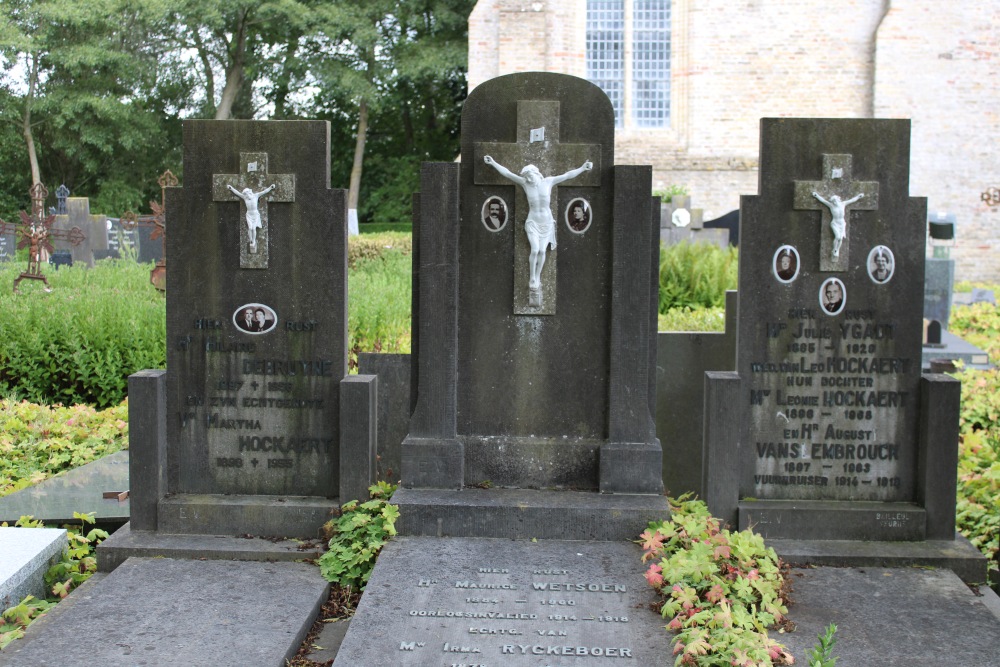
[473,100,601,314]
[793,154,879,272]
[212,152,295,269]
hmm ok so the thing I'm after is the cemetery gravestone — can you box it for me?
[52,197,107,268]
[104,218,139,259]
[100,121,375,563]
[0,226,15,261]
[395,72,666,522]
[703,119,976,563]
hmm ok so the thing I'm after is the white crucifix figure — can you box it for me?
[226,183,275,253]
[793,154,879,272]
[483,155,592,292]
[213,152,295,269]
[474,99,600,314]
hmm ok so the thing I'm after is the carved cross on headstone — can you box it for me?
[473,100,601,315]
[793,154,879,272]
[212,153,295,269]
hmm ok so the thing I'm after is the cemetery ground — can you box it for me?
[0,240,998,665]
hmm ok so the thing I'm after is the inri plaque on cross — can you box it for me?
[793,154,879,272]
[474,100,600,315]
[212,152,295,269]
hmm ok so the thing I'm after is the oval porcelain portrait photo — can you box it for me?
[233,303,277,334]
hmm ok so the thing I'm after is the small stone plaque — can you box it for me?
[333,537,669,666]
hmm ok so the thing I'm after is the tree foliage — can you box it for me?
[0,0,473,223]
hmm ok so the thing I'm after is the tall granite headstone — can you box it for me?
[101,120,376,548]
[52,198,107,267]
[394,72,667,541]
[704,119,965,548]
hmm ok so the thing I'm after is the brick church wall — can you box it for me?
[469,0,1000,280]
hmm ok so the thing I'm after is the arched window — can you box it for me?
[586,0,671,129]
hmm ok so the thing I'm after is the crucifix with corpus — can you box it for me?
[474,100,601,314]
[793,153,879,272]
[212,152,295,269]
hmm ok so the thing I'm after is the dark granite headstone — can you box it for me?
[704,119,970,551]
[394,72,668,540]
[0,227,15,261]
[135,222,164,264]
[702,209,740,246]
[100,121,374,553]
[923,257,954,331]
[51,197,107,268]
[106,218,139,259]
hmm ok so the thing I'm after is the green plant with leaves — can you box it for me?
[654,185,690,203]
[952,366,1000,576]
[659,242,738,313]
[348,235,412,371]
[318,481,400,591]
[0,259,165,407]
[805,623,839,667]
[950,301,1000,365]
[0,511,107,649]
[659,306,728,333]
[0,398,129,497]
[640,495,793,666]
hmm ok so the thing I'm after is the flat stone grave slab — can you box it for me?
[333,536,670,666]
[0,527,66,609]
[0,451,129,526]
[777,566,1000,666]
[922,329,992,371]
[0,557,328,667]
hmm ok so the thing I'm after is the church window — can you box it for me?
[586,0,671,129]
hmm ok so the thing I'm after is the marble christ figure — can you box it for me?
[811,190,864,259]
[226,183,276,252]
[483,155,592,290]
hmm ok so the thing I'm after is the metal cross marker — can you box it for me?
[212,153,295,269]
[473,100,601,314]
[121,169,178,291]
[793,154,879,272]
[0,183,85,293]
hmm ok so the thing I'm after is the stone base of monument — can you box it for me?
[0,558,328,667]
[96,522,326,573]
[739,499,929,541]
[766,534,988,584]
[153,493,336,537]
[392,488,670,541]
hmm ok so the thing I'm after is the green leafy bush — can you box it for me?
[950,301,1000,365]
[641,495,793,666]
[659,242,738,313]
[659,306,728,333]
[0,398,129,497]
[348,235,412,370]
[0,260,165,407]
[954,367,1000,576]
[318,482,399,591]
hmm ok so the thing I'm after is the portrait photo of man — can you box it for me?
[565,198,592,233]
[867,245,895,283]
[772,245,799,282]
[820,278,846,315]
[481,196,508,232]
[236,307,256,332]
